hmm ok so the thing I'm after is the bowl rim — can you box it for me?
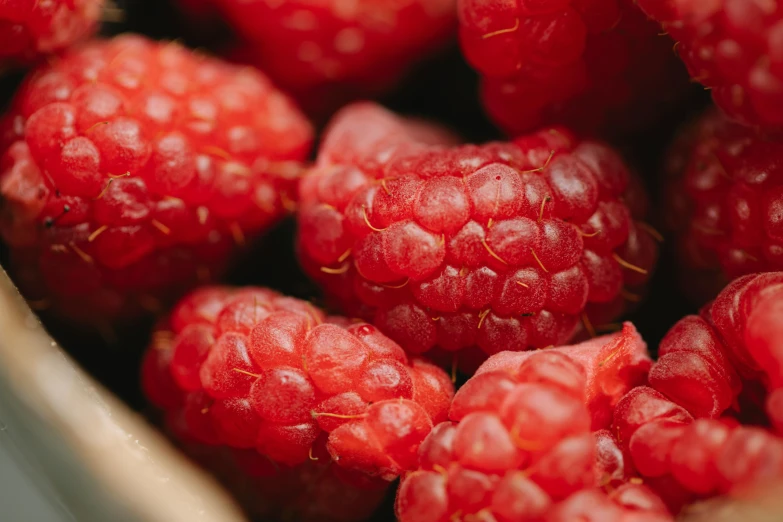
[0,267,246,522]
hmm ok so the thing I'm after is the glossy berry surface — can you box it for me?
[612,273,783,511]
[476,323,651,430]
[298,102,658,367]
[396,344,663,522]
[0,35,313,325]
[0,0,102,65]
[547,486,672,522]
[458,0,689,135]
[665,109,783,302]
[185,0,456,115]
[613,387,783,511]
[648,272,783,424]
[142,286,454,482]
[395,350,593,522]
[637,0,783,129]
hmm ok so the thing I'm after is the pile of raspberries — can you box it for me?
[3,0,783,521]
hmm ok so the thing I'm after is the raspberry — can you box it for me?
[637,0,783,129]
[142,286,454,489]
[298,102,659,368]
[0,35,313,326]
[182,0,456,115]
[612,387,783,510]
[647,272,783,422]
[395,342,661,522]
[0,0,102,65]
[458,0,689,135]
[475,323,652,430]
[664,109,783,302]
[395,352,593,522]
[612,275,783,509]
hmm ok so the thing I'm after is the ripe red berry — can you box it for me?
[0,0,102,65]
[617,277,783,508]
[298,102,658,368]
[396,351,593,522]
[637,0,783,129]
[664,109,783,302]
[458,0,689,135]
[0,35,313,326]
[648,272,783,422]
[395,337,661,522]
[475,323,651,430]
[396,340,671,522]
[181,0,456,115]
[142,286,454,492]
[613,387,783,510]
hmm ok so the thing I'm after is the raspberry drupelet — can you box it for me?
[0,0,103,66]
[142,287,455,493]
[547,486,672,522]
[664,108,783,303]
[395,332,667,522]
[636,0,783,129]
[0,35,313,326]
[458,0,689,135]
[181,0,456,116]
[298,102,659,370]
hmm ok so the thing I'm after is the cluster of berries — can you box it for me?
[132,91,662,519]
[3,0,783,521]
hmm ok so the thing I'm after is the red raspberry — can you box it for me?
[0,35,313,326]
[475,323,652,430]
[636,0,783,129]
[183,0,456,115]
[142,286,454,486]
[616,274,783,509]
[458,0,689,135]
[664,109,783,302]
[612,387,783,511]
[647,272,783,422]
[594,428,629,488]
[395,352,593,522]
[0,0,102,65]
[395,345,666,522]
[298,102,659,368]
